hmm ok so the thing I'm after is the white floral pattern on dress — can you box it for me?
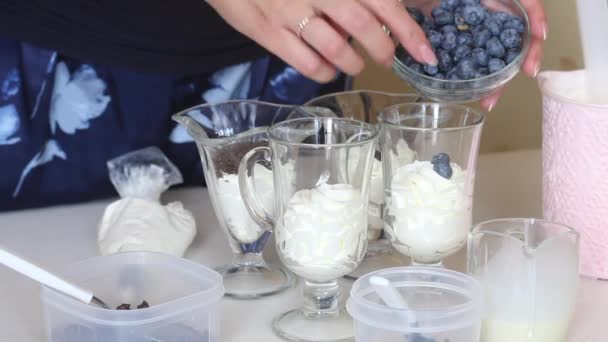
[170,62,252,144]
[13,139,67,197]
[1,68,20,101]
[0,104,20,145]
[50,62,111,135]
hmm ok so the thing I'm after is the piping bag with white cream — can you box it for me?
[97,147,196,257]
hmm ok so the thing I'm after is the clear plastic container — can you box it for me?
[347,267,482,342]
[40,252,224,342]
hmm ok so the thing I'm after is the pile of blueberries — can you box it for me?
[397,0,525,81]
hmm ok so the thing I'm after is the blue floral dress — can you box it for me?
[0,36,346,211]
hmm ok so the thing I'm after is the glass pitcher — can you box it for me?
[304,90,420,278]
[172,100,334,299]
[468,218,579,342]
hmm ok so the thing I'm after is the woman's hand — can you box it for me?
[480,0,546,111]
[207,0,437,83]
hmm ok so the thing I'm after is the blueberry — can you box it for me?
[488,58,506,73]
[461,0,480,5]
[486,37,506,58]
[471,47,489,66]
[409,63,424,74]
[454,11,469,30]
[457,32,473,46]
[424,64,439,75]
[441,25,459,34]
[456,57,477,80]
[407,7,425,25]
[500,28,522,49]
[484,18,502,36]
[463,5,486,25]
[447,67,459,80]
[428,30,443,48]
[437,49,453,72]
[434,73,446,79]
[475,67,489,78]
[505,49,520,65]
[440,0,460,10]
[453,45,472,62]
[431,153,453,179]
[493,11,511,23]
[473,28,492,48]
[432,154,450,165]
[504,17,525,33]
[432,8,454,26]
[441,31,458,51]
[422,19,436,33]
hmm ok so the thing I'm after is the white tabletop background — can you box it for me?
[0,149,605,342]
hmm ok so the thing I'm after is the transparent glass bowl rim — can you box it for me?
[470,217,580,248]
[378,102,485,132]
[303,90,422,104]
[171,99,336,147]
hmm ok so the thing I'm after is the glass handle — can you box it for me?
[238,147,274,229]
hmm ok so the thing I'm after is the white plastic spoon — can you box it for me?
[369,275,417,324]
[0,247,109,309]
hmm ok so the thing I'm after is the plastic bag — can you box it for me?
[98,147,196,257]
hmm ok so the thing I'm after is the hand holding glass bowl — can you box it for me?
[379,103,483,266]
[239,117,377,342]
[391,0,534,105]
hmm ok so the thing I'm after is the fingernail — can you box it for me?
[533,62,541,78]
[542,23,548,41]
[487,98,498,112]
[420,44,438,66]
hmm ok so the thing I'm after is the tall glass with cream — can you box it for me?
[239,117,377,342]
[379,103,483,266]
[304,90,420,278]
[468,219,579,342]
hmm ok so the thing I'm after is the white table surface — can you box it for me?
[0,149,605,342]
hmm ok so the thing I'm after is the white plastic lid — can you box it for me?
[347,266,482,334]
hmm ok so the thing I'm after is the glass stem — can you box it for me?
[233,252,266,268]
[411,259,444,268]
[302,280,341,317]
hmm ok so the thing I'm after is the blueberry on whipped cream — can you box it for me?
[431,152,453,179]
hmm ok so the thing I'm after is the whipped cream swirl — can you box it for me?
[216,165,274,244]
[386,160,471,263]
[346,139,416,238]
[277,183,367,282]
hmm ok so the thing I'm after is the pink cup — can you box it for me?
[539,70,608,279]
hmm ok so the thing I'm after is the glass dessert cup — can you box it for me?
[304,90,421,278]
[378,102,484,267]
[239,117,378,342]
[173,101,333,299]
[467,219,579,342]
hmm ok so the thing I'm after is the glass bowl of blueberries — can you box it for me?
[391,0,530,103]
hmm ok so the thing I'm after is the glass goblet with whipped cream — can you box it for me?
[304,90,420,278]
[378,103,484,266]
[239,117,377,342]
